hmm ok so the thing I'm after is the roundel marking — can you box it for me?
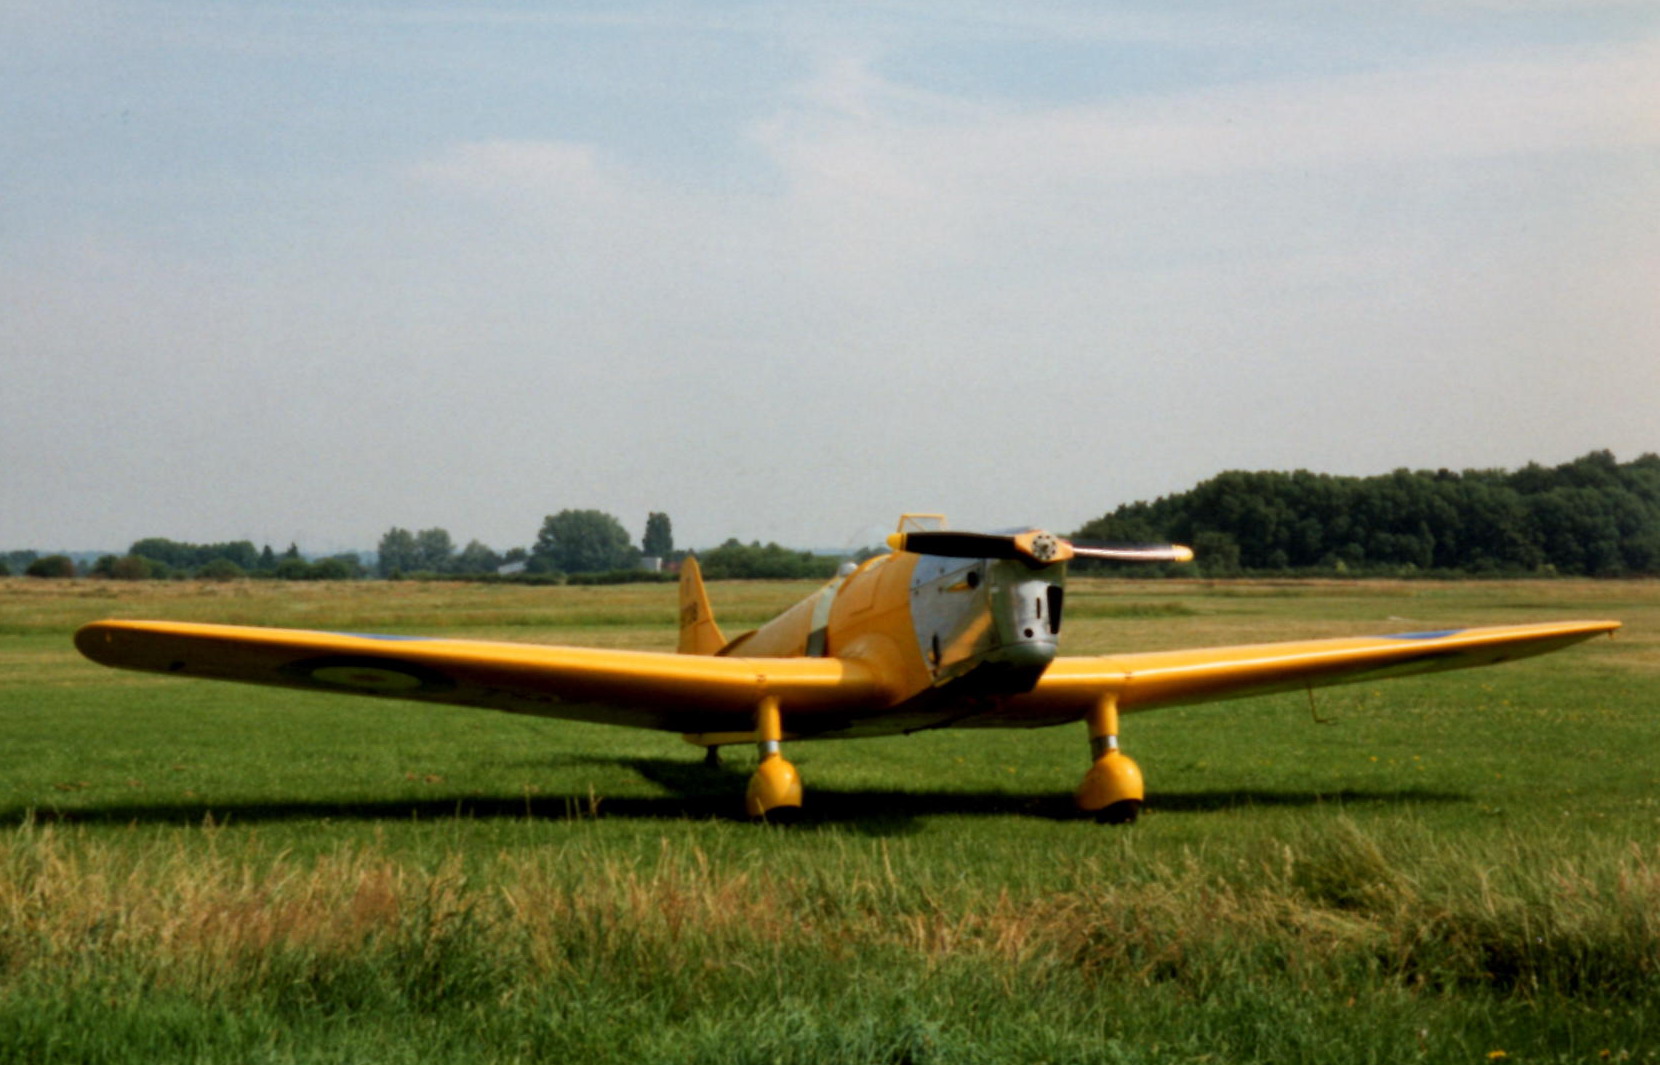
[310,665,425,692]
[281,655,456,695]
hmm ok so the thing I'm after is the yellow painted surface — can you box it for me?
[74,619,888,734]
[1019,620,1621,718]
[825,552,932,699]
[675,557,726,655]
[724,587,823,657]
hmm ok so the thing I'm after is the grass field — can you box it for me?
[0,576,1655,1063]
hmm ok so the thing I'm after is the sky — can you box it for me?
[3,2,1657,556]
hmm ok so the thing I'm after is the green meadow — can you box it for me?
[0,576,1655,1064]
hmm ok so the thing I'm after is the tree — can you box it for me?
[377,527,418,577]
[642,512,673,558]
[196,558,247,581]
[130,538,193,570]
[26,555,75,579]
[697,539,840,580]
[1191,531,1241,577]
[128,538,258,573]
[1071,450,1660,576]
[454,539,502,575]
[311,555,365,580]
[274,556,315,580]
[531,510,639,574]
[3,551,38,575]
[215,542,260,572]
[377,527,458,575]
[92,554,155,580]
[413,528,456,573]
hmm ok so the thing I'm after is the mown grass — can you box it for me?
[0,576,1655,1063]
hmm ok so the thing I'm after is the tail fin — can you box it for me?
[677,556,726,655]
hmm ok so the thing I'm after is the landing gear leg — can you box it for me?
[703,745,722,768]
[744,695,802,821]
[1075,694,1144,824]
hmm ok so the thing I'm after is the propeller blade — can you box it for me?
[1070,543,1195,564]
[891,530,1193,567]
[889,531,1029,561]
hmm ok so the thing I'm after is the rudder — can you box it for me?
[677,556,726,655]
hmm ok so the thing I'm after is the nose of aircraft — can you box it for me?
[985,562,1061,672]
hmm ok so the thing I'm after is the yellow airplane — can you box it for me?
[75,515,1618,823]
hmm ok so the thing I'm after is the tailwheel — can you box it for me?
[744,695,803,821]
[1075,694,1145,824]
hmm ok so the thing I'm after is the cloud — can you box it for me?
[762,37,1660,191]
[406,35,1658,292]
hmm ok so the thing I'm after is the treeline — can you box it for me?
[696,539,842,581]
[377,510,665,579]
[1,553,82,580]
[375,513,836,582]
[376,528,522,578]
[24,452,1654,584]
[64,540,371,582]
[6,506,843,583]
[1074,450,1660,577]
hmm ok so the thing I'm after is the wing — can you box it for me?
[1014,620,1621,718]
[75,620,888,735]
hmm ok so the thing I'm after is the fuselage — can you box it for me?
[713,551,1067,735]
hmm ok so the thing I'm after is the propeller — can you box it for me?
[887,529,1194,567]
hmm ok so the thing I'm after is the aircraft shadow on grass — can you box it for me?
[7,755,1470,836]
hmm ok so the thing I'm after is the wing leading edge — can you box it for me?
[74,620,888,735]
[1017,620,1621,718]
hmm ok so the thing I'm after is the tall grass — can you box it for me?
[0,816,1653,1062]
